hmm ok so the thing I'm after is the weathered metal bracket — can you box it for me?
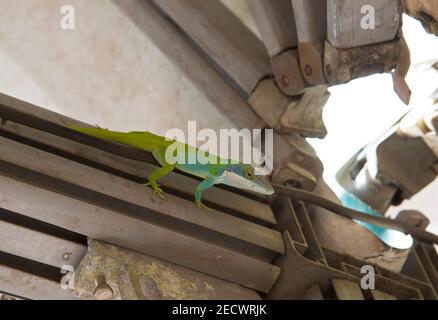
[74,240,260,300]
[272,162,317,192]
[248,79,328,138]
[267,197,438,299]
[324,39,401,85]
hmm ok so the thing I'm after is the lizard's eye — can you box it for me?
[245,169,255,180]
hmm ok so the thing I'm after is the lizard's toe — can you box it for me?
[154,189,165,200]
[145,182,166,200]
[196,201,212,211]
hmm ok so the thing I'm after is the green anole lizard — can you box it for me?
[68,126,274,209]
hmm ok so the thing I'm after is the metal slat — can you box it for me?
[0,120,276,226]
[0,264,75,300]
[0,136,284,260]
[0,174,280,293]
[0,217,86,269]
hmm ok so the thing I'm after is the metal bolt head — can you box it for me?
[304,64,313,76]
[62,252,72,261]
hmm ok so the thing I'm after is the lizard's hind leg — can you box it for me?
[143,165,175,200]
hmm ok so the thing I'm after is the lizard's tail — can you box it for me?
[65,124,168,153]
[66,124,133,144]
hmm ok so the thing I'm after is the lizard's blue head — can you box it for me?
[220,164,274,195]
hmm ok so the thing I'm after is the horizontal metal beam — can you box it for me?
[0,264,75,300]
[0,211,86,268]
[0,135,284,260]
[0,118,276,226]
[0,172,280,293]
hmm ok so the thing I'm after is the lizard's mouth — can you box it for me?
[220,171,274,195]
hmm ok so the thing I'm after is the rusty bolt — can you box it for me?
[304,64,313,76]
[93,274,114,300]
[281,75,290,87]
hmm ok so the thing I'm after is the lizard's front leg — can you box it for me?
[144,165,175,200]
[194,177,218,211]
